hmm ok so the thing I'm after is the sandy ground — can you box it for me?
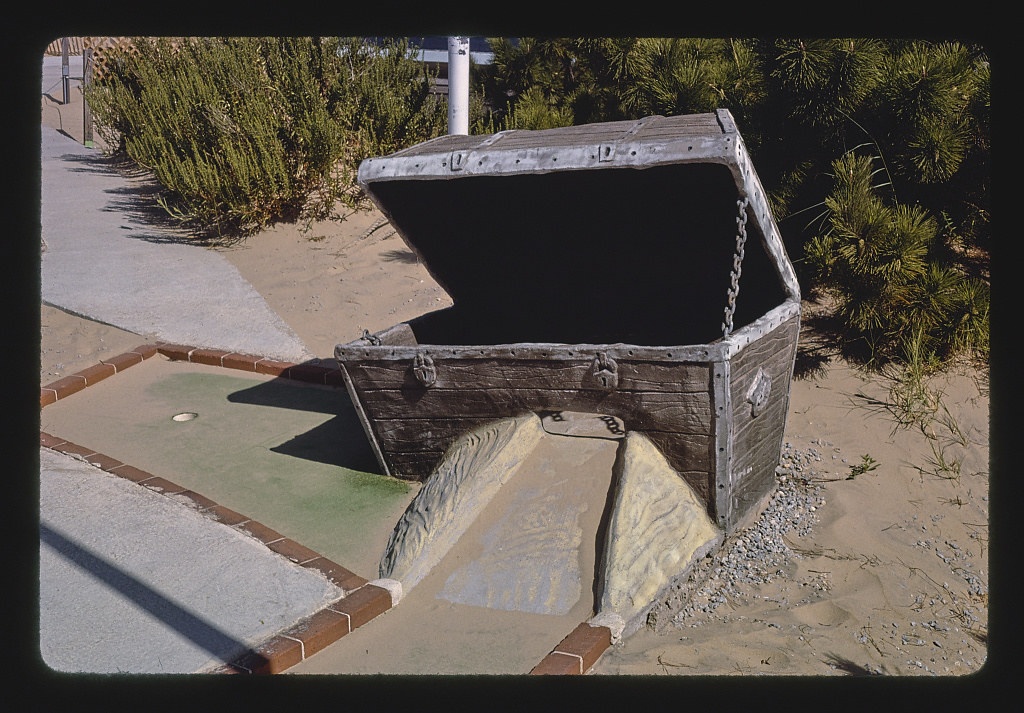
[39,86,991,678]
[595,359,990,676]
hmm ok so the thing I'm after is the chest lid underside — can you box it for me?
[356,111,793,347]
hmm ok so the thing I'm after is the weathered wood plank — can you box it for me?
[732,392,789,443]
[729,319,798,395]
[343,358,712,393]
[728,319,800,384]
[383,450,446,479]
[642,431,713,481]
[726,316,798,525]
[729,325,798,433]
[732,422,786,479]
[343,353,719,485]
[641,122,723,140]
[379,412,631,453]
[394,114,723,159]
[496,125,638,148]
[355,388,713,433]
[371,417,502,452]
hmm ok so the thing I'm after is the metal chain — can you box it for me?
[361,328,382,345]
[722,197,750,338]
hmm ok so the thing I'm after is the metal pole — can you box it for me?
[447,36,470,135]
[83,48,94,148]
[61,38,70,105]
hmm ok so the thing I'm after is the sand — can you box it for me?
[39,90,990,677]
[595,360,990,676]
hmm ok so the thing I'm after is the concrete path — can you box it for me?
[40,55,311,363]
[40,129,314,364]
[39,447,344,674]
[36,55,354,675]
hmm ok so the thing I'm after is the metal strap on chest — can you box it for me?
[722,197,750,338]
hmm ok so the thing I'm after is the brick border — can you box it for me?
[530,622,614,675]
[147,343,345,386]
[39,429,390,674]
[40,343,346,409]
[40,344,159,407]
[39,344,616,674]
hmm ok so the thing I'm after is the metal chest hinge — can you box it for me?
[449,151,465,171]
[591,352,618,390]
[412,353,437,387]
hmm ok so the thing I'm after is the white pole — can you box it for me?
[447,36,470,135]
[61,37,70,105]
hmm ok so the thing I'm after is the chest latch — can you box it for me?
[412,353,437,388]
[591,352,619,391]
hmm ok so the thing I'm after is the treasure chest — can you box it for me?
[335,109,800,532]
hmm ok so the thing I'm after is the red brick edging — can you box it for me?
[217,582,395,674]
[40,344,617,674]
[39,427,395,674]
[40,344,158,407]
[530,622,614,675]
[40,343,346,408]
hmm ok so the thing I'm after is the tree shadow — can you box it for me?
[61,148,143,178]
[822,652,884,676]
[794,306,845,381]
[794,342,834,381]
[102,184,198,238]
[381,248,419,264]
[58,150,219,245]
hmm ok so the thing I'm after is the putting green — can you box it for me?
[40,359,418,576]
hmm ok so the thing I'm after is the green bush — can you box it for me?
[331,38,447,158]
[804,153,989,366]
[85,37,446,241]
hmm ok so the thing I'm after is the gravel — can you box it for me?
[648,440,829,627]
[637,437,989,677]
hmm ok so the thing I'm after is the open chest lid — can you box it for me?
[356,109,800,347]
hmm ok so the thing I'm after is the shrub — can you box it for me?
[498,86,574,130]
[84,37,447,241]
[330,38,447,194]
[804,152,989,366]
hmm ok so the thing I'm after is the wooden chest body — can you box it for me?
[335,110,800,532]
